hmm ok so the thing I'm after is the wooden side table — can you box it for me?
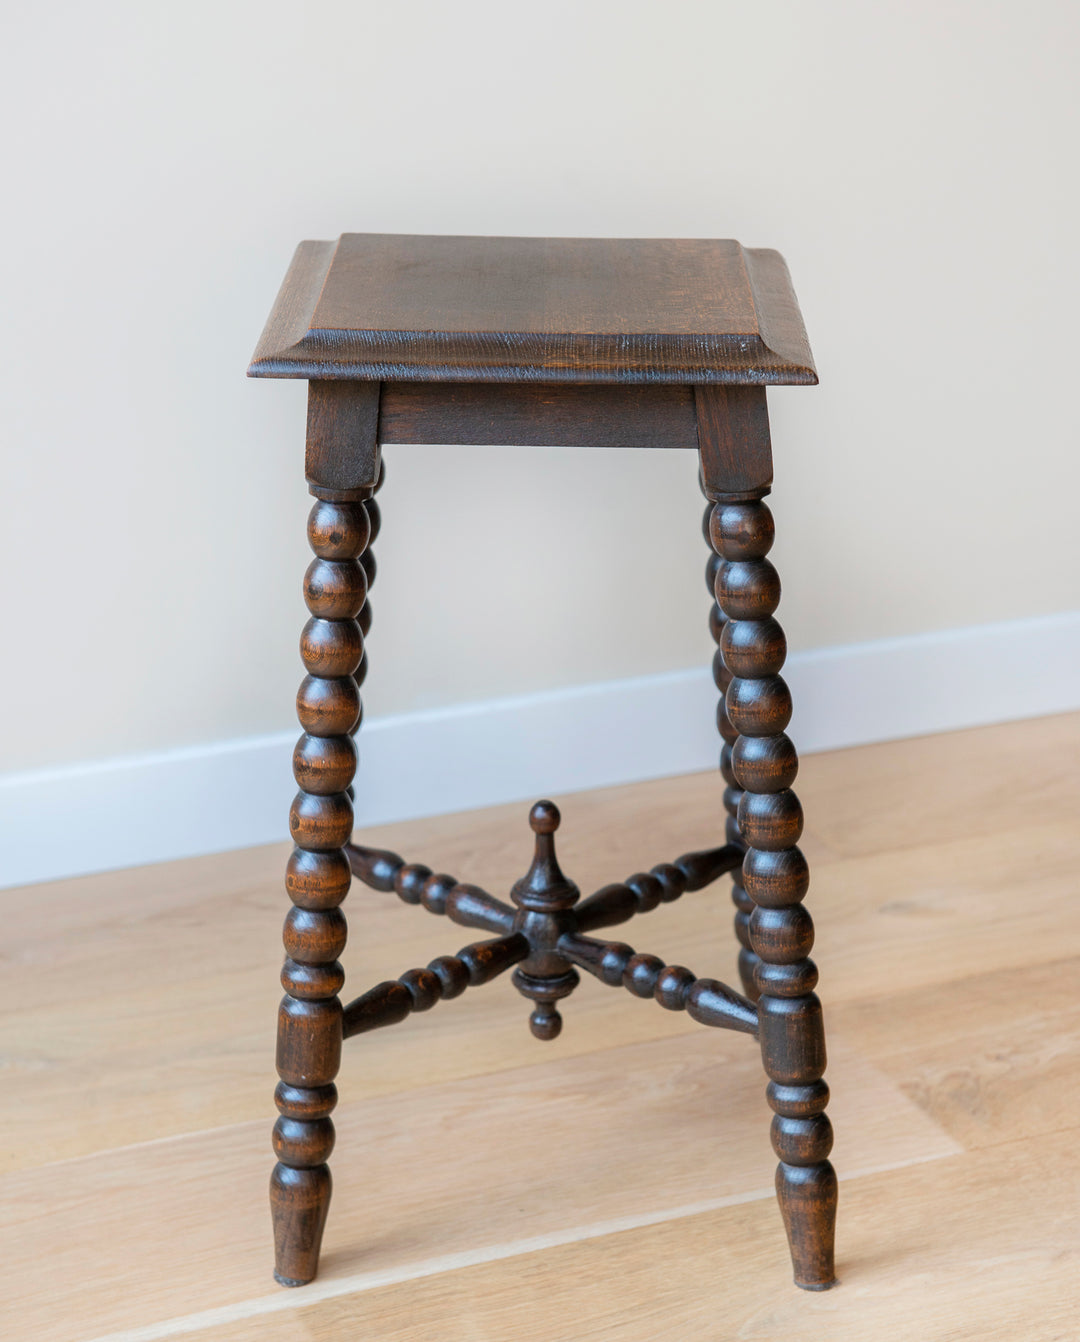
[249,234,837,1291]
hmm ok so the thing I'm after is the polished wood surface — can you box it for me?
[315,482,816,1281]
[346,822,757,1044]
[712,495,836,1286]
[376,381,698,449]
[3,715,1078,1339]
[273,495,373,1284]
[248,235,817,384]
[257,234,819,1286]
[305,381,381,498]
[694,384,773,496]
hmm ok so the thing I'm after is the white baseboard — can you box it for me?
[2,610,1078,889]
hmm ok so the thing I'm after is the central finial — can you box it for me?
[531,799,559,834]
[510,801,579,911]
[509,800,581,1041]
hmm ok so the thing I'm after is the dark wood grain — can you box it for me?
[557,932,759,1035]
[702,492,758,999]
[254,232,830,1294]
[573,845,742,932]
[249,235,817,384]
[341,934,529,1039]
[352,457,384,692]
[377,382,697,448]
[272,496,370,1287]
[743,247,818,386]
[505,800,582,1041]
[250,240,336,374]
[347,842,517,933]
[711,495,837,1289]
[305,381,380,498]
[695,385,773,498]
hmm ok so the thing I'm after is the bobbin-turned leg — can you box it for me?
[704,500,758,1000]
[272,495,370,1286]
[711,496,837,1289]
[352,459,383,700]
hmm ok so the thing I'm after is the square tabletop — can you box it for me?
[249,233,815,385]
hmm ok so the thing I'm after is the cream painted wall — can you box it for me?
[2,0,1078,773]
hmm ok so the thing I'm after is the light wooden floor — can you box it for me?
[3,714,1079,1341]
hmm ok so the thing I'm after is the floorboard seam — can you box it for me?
[79,1148,961,1342]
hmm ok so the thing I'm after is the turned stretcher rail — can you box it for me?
[347,840,742,937]
[346,843,516,934]
[574,843,743,932]
[341,932,529,1039]
[558,931,759,1036]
